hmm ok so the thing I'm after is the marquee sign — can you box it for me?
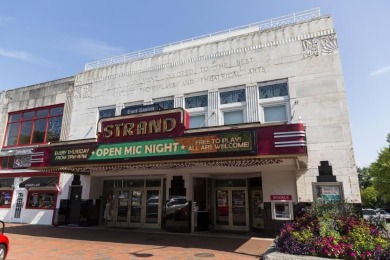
[97,108,189,143]
[51,131,255,164]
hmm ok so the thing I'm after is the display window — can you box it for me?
[26,191,56,209]
[313,183,343,202]
[0,191,13,208]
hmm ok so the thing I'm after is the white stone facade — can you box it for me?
[69,15,360,203]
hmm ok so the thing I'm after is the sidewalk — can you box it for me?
[4,223,273,259]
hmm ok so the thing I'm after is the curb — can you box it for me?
[261,244,332,260]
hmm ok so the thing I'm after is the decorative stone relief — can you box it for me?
[302,34,338,58]
[74,84,92,99]
[29,89,40,99]
[302,38,320,58]
[320,34,338,55]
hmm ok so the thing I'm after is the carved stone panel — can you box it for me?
[302,34,338,58]
[74,84,92,99]
[302,38,320,58]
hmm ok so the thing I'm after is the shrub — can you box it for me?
[274,201,390,259]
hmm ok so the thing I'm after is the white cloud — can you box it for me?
[63,37,126,60]
[0,48,32,61]
[370,65,390,76]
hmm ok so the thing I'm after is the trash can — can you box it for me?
[197,211,209,231]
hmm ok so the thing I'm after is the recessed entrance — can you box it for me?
[102,179,162,229]
[214,179,248,231]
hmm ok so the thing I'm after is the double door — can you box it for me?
[115,188,161,228]
[215,188,248,231]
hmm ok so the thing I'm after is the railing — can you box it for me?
[84,8,320,71]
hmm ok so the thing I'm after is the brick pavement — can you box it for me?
[3,223,273,260]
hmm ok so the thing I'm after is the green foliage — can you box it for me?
[309,199,359,219]
[361,186,378,208]
[370,134,390,203]
[358,167,372,189]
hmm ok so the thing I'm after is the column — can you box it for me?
[207,90,219,126]
[246,83,260,123]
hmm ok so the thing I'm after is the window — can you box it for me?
[185,94,208,128]
[154,99,174,109]
[27,191,56,209]
[98,107,116,120]
[219,88,246,125]
[0,191,13,208]
[264,105,287,122]
[4,105,64,147]
[223,110,244,125]
[259,81,289,123]
[189,114,206,128]
[185,95,208,109]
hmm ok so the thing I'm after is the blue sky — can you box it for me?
[0,1,389,167]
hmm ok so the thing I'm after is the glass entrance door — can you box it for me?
[145,189,160,226]
[130,190,142,225]
[215,188,247,231]
[113,188,160,228]
[116,190,130,225]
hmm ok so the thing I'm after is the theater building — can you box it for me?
[1,8,361,235]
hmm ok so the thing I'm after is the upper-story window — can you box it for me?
[154,99,174,109]
[259,81,290,123]
[185,94,208,128]
[4,105,64,147]
[98,107,116,120]
[219,88,246,125]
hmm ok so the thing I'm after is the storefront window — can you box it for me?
[0,191,13,208]
[27,191,55,209]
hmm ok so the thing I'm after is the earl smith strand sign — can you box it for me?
[51,131,255,164]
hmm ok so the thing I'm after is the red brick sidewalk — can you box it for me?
[4,223,273,259]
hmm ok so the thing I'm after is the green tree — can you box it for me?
[357,166,371,189]
[370,133,390,203]
[360,186,378,208]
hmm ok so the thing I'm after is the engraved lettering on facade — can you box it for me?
[249,67,266,74]
[215,62,229,70]
[140,82,176,93]
[200,71,241,82]
[237,58,253,66]
[182,79,194,86]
